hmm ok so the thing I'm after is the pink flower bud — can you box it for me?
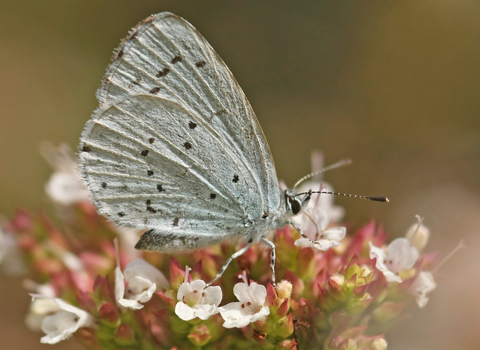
[115,324,134,346]
[276,299,289,318]
[187,324,212,347]
[277,339,298,350]
[297,247,316,280]
[93,276,115,304]
[98,302,120,327]
[265,283,277,306]
[170,258,186,290]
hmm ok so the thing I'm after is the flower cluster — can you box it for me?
[0,145,455,349]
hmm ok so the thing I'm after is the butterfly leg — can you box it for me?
[206,239,253,287]
[261,238,276,287]
[288,220,318,246]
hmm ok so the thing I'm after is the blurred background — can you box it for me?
[1,0,479,349]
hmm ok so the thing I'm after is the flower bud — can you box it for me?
[115,324,135,346]
[371,338,388,350]
[277,280,293,299]
[276,313,294,338]
[297,247,316,280]
[277,339,298,350]
[330,273,345,287]
[170,258,186,290]
[187,324,212,347]
[276,299,289,317]
[98,302,120,327]
[405,223,430,251]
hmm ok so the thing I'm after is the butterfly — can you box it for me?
[79,12,386,286]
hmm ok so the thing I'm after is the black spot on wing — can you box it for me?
[157,184,164,192]
[101,182,107,189]
[149,87,160,94]
[156,68,170,78]
[171,56,182,64]
[147,170,154,176]
[233,175,239,183]
[184,142,192,150]
[141,150,149,157]
[173,218,179,226]
[82,146,91,152]
[195,61,206,68]
[148,138,155,144]
[188,121,197,129]
[210,193,216,199]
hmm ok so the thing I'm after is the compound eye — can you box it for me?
[291,199,301,215]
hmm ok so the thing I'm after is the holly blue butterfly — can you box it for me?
[79,12,386,285]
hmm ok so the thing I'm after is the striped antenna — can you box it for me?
[295,191,389,203]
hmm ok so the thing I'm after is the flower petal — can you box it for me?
[387,238,419,273]
[233,283,250,304]
[175,302,197,321]
[314,239,340,251]
[249,282,267,306]
[177,282,191,301]
[114,266,126,305]
[250,305,270,323]
[220,302,252,328]
[124,259,169,290]
[118,298,144,310]
[34,297,94,344]
[382,270,403,283]
[294,238,313,248]
[189,279,207,291]
[412,271,436,308]
[193,304,220,320]
[323,226,346,241]
[203,285,222,306]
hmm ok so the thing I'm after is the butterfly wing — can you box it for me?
[80,13,281,250]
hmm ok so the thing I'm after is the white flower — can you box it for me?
[24,281,57,331]
[175,266,222,321]
[114,239,168,309]
[30,295,94,344]
[0,227,25,275]
[25,296,59,331]
[219,272,270,328]
[294,207,346,251]
[411,271,436,308]
[369,238,419,283]
[405,216,430,251]
[41,142,89,205]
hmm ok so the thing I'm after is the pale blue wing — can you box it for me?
[80,13,281,249]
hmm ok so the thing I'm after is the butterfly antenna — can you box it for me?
[292,158,352,190]
[295,191,389,202]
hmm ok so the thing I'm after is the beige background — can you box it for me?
[1,1,479,349]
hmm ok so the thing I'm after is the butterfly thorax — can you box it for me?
[243,189,312,242]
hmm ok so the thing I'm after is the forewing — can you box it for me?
[80,12,280,244]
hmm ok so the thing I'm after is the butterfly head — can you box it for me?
[284,189,312,217]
